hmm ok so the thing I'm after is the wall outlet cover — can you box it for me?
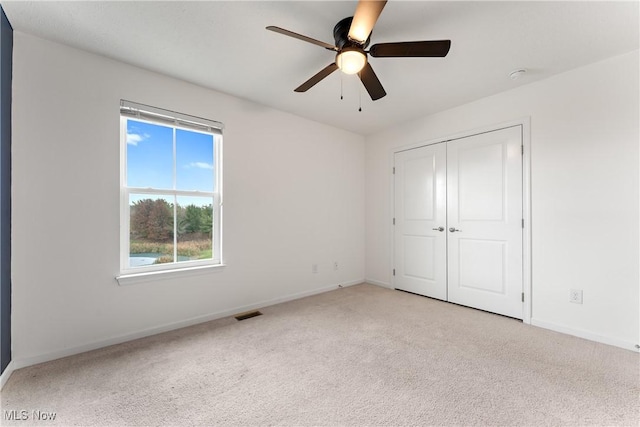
[569,289,583,304]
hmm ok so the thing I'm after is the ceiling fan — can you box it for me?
[266,0,451,101]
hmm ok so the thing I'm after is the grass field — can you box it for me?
[130,239,212,263]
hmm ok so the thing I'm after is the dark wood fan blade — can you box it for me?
[358,63,386,100]
[294,63,339,92]
[348,0,387,44]
[266,26,337,51]
[369,40,451,57]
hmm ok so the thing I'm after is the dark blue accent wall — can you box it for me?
[0,5,12,375]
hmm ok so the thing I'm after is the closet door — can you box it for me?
[446,126,523,319]
[393,143,447,300]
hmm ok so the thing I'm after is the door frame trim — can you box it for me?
[389,117,532,324]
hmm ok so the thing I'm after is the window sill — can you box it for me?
[116,263,226,286]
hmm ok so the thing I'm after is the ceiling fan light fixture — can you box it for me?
[348,26,369,45]
[336,48,367,75]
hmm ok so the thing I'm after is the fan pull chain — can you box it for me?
[340,73,344,100]
[359,86,362,112]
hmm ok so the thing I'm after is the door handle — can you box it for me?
[432,227,444,232]
[449,227,461,232]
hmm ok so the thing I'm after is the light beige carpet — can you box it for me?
[1,284,639,426]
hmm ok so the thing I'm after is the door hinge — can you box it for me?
[392,167,395,174]
[393,218,395,225]
[393,269,396,276]
[522,218,524,228]
[522,292,525,302]
[521,145,524,155]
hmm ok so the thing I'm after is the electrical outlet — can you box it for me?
[569,289,583,304]
[312,264,318,274]
[333,261,339,271]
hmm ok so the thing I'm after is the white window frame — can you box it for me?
[117,100,224,283]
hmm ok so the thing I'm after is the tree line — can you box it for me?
[131,198,213,242]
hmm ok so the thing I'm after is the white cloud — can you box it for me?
[126,132,149,146]
[186,162,214,170]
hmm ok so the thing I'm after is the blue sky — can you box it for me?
[126,119,215,206]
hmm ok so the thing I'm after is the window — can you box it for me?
[119,100,223,278]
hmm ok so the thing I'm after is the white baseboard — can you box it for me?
[364,278,392,288]
[1,361,14,390]
[9,284,636,380]
[11,280,365,371]
[339,279,365,288]
[530,318,639,352]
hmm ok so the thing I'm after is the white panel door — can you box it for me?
[446,126,523,318]
[394,143,447,300]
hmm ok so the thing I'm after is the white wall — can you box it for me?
[10,31,638,367]
[11,33,365,365]
[365,50,639,350]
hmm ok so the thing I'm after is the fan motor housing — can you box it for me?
[333,17,371,49]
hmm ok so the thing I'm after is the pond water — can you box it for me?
[130,253,191,267]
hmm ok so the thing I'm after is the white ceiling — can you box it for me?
[2,1,638,135]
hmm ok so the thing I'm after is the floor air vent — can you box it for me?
[234,310,263,321]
